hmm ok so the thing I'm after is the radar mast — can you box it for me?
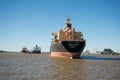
[66,17,72,28]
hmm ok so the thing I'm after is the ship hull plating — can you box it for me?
[50,41,85,59]
[32,51,41,54]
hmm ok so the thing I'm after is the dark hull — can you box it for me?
[32,51,41,54]
[50,41,85,59]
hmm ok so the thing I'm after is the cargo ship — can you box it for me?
[32,45,41,54]
[50,18,85,59]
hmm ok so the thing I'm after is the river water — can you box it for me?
[0,53,120,80]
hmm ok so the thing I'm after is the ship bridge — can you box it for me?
[52,18,83,42]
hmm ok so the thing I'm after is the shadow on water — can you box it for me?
[80,55,120,60]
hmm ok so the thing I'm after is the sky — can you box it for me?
[0,0,120,52]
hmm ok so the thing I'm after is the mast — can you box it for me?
[66,17,72,28]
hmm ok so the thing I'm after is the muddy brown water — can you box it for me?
[0,53,120,80]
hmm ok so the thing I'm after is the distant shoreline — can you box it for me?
[0,52,120,55]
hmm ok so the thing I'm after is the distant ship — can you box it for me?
[22,47,29,53]
[32,45,41,54]
[50,18,86,59]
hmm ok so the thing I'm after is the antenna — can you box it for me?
[66,17,71,23]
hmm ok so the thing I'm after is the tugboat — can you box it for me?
[32,45,41,54]
[50,18,86,59]
[22,47,29,53]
